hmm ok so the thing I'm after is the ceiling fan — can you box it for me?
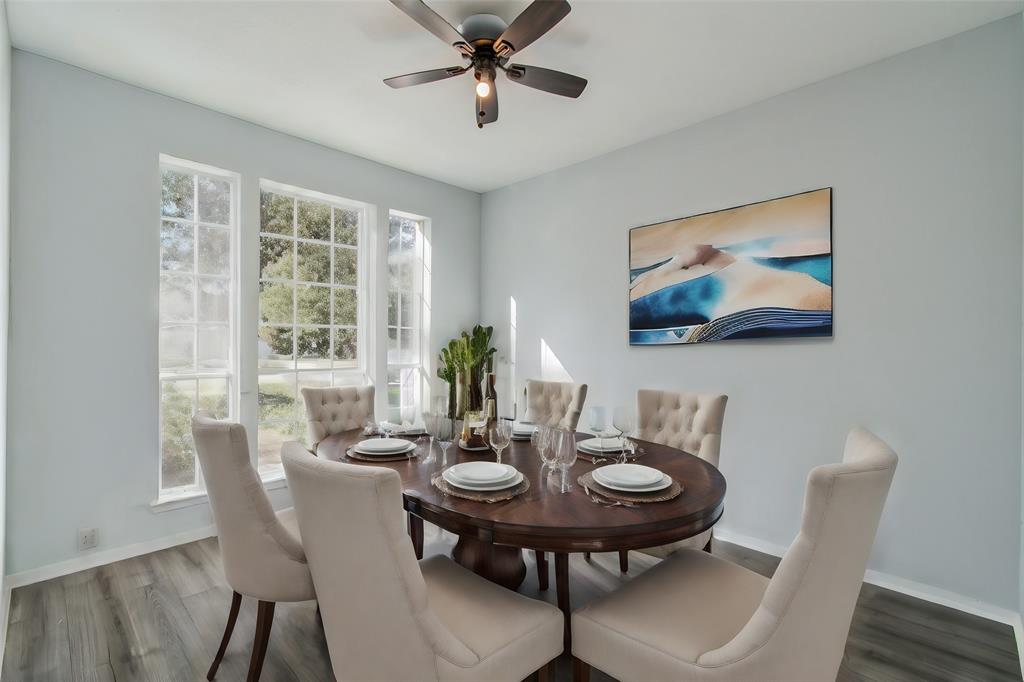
[385,0,588,128]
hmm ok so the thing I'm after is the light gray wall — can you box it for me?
[7,51,481,574]
[482,16,1023,609]
[0,0,10,587]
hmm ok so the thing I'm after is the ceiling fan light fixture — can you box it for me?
[475,76,491,98]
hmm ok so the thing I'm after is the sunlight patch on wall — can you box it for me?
[540,338,573,383]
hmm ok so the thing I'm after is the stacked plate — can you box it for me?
[592,463,671,493]
[577,436,626,457]
[352,437,417,457]
[442,462,523,491]
[511,422,537,440]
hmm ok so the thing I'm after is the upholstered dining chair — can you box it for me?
[608,390,728,573]
[281,442,564,682]
[191,413,316,682]
[300,385,375,450]
[524,379,588,430]
[301,384,428,560]
[524,378,588,589]
[572,427,898,682]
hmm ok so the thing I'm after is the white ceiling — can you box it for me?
[7,0,1021,192]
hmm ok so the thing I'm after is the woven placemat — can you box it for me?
[345,446,419,462]
[578,470,682,503]
[431,471,530,503]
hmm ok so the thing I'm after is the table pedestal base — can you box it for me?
[452,536,527,590]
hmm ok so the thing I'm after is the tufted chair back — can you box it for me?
[635,389,728,466]
[191,413,314,603]
[524,379,588,430]
[301,385,375,448]
[696,428,897,679]
[282,442,477,681]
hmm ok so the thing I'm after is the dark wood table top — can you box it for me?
[316,429,726,553]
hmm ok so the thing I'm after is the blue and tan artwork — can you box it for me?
[629,188,832,345]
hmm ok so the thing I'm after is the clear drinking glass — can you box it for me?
[612,406,635,462]
[489,418,513,464]
[588,406,607,449]
[553,429,578,493]
[435,416,455,467]
[532,425,554,473]
[423,411,438,463]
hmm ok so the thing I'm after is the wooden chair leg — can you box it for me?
[534,550,549,590]
[534,659,554,682]
[583,552,591,561]
[618,550,629,572]
[207,591,242,680]
[573,657,591,682]
[246,600,275,682]
[408,513,424,560]
[555,553,571,650]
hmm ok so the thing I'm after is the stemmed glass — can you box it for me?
[489,418,512,464]
[422,411,438,463]
[435,416,455,467]
[379,420,396,439]
[588,406,607,450]
[553,429,578,494]
[612,406,635,464]
[532,425,554,474]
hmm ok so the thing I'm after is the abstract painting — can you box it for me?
[629,188,832,345]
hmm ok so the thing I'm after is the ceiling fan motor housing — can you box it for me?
[458,14,509,44]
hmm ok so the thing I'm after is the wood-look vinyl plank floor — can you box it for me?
[2,527,1019,682]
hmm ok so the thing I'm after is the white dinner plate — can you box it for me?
[592,472,672,493]
[442,469,523,491]
[578,437,626,452]
[446,462,516,484]
[356,437,414,453]
[353,439,416,456]
[593,463,662,487]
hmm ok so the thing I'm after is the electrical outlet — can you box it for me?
[78,527,97,551]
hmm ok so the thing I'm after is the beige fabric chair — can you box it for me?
[192,413,316,681]
[634,390,728,561]
[523,379,588,430]
[300,385,375,448]
[572,427,898,682]
[281,442,563,681]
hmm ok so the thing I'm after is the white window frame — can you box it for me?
[253,179,374,481]
[383,210,431,423]
[156,155,241,503]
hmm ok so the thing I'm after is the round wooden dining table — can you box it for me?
[317,429,726,649]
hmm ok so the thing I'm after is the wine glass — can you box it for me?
[553,429,578,494]
[532,425,554,473]
[378,419,396,439]
[422,411,438,463]
[489,418,512,464]
[588,406,607,450]
[612,406,635,462]
[435,416,455,467]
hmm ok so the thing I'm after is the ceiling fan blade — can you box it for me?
[506,63,587,98]
[389,0,474,55]
[493,0,571,57]
[384,66,468,89]
[475,82,499,128]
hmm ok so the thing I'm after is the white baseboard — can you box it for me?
[4,524,217,590]
[714,527,1021,628]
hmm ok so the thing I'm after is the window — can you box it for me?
[158,157,238,495]
[386,212,427,423]
[257,183,365,477]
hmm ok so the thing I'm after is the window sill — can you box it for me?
[151,474,289,513]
